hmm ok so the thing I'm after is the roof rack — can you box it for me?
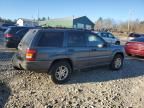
[42,26,92,31]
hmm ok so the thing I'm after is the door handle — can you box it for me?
[68,49,74,52]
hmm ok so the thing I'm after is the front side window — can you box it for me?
[67,32,86,47]
[108,33,115,38]
[38,32,64,47]
[101,33,108,38]
[87,33,104,47]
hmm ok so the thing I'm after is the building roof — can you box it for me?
[39,17,73,27]
[39,16,94,27]
[74,16,94,25]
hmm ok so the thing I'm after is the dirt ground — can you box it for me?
[0,50,144,108]
[0,33,144,108]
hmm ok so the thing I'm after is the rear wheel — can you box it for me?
[50,61,72,84]
[110,54,124,70]
[11,54,22,70]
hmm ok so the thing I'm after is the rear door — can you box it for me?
[35,31,65,61]
[66,31,90,68]
[87,33,112,66]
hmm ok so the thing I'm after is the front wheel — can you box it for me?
[115,41,120,45]
[126,53,131,56]
[50,61,72,84]
[110,54,124,70]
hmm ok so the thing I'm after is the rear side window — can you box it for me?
[67,32,86,47]
[37,32,64,47]
[20,29,37,47]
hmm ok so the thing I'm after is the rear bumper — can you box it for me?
[12,54,52,72]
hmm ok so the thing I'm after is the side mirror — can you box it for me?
[97,42,108,48]
[97,44,104,48]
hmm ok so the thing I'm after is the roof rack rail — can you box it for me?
[41,26,92,31]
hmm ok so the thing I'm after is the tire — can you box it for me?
[115,41,120,45]
[110,54,124,70]
[50,61,72,84]
[11,54,22,70]
[126,53,131,56]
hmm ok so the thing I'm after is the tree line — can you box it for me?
[95,17,144,33]
[0,17,15,24]
[1,16,144,33]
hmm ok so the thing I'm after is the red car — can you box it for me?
[125,37,144,57]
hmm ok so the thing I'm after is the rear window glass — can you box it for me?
[131,37,144,42]
[129,33,141,37]
[16,28,29,38]
[5,27,25,34]
[37,31,64,47]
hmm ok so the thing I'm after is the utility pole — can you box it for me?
[128,10,131,34]
[37,8,39,25]
[128,9,134,34]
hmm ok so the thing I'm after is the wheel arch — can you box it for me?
[114,52,124,58]
[48,58,73,73]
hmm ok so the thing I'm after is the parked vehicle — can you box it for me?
[4,26,34,48]
[95,32,120,45]
[125,37,144,57]
[0,26,7,33]
[12,28,125,84]
[127,33,144,41]
[0,23,15,32]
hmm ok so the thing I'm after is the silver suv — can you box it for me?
[12,29,125,84]
[96,32,120,45]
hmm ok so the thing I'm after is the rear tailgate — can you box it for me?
[17,29,39,60]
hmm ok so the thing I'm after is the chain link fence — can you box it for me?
[0,32,19,81]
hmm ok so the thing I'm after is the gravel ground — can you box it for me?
[0,49,144,108]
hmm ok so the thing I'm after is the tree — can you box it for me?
[94,17,103,30]
[42,17,46,21]
[47,16,50,20]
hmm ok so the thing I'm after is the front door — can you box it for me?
[87,33,112,66]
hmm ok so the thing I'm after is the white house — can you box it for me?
[16,18,38,27]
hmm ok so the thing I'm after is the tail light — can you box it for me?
[4,34,13,38]
[26,49,36,61]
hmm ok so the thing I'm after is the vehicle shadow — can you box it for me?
[67,57,144,84]
[0,81,11,108]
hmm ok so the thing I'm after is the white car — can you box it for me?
[96,32,120,45]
